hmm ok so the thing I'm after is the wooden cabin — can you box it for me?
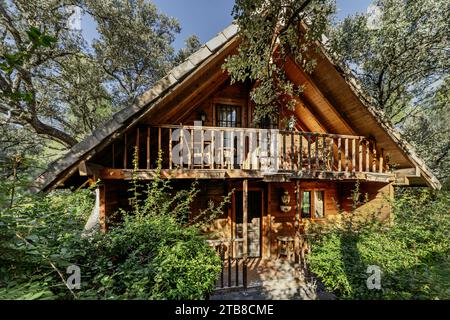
[34,24,440,279]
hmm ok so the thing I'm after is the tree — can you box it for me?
[87,0,182,106]
[0,0,202,148]
[328,0,449,185]
[329,0,449,124]
[224,0,335,126]
[402,77,450,186]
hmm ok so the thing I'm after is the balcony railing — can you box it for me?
[109,124,388,177]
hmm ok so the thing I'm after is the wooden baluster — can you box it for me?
[282,132,286,170]
[179,128,184,168]
[329,137,334,172]
[211,130,215,169]
[358,138,363,173]
[240,130,244,169]
[291,132,295,171]
[201,129,205,169]
[248,131,253,170]
[337,137,342,173]
[344,138,349,174]
[298,132,303,172]
[190,128,194,169]
[322,135,327,171]
[146,127,150,169]
[228,240,232,287]
[169,128,172,169]
[221,130,224,169]
[256,131,261,170]
[315,134,319,170]
[379,148,384,173]
[230,131,234,169]
[352,138,356,173]
[365,140,370,172]
[307,133,311,172]
[372,142,377,172]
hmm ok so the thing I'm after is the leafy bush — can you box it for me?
[308,188,449,299]
[0,155,224,300]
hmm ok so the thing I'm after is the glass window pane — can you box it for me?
[314,191,324,218]
[217,105,240,128]
[301,191,311,218]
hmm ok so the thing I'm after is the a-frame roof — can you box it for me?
[33,23,440,191]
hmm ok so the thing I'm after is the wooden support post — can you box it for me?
[267,183,272,258]
[242,179,248,260]
[99,184,106,233]
[322,136,327,171]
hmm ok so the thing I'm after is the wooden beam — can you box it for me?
[242,179,248,261]
[285,56,356,135]
[99,185,106,233]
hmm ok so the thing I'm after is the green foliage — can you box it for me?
[0,0,203,148]
[329,0,449,122]
[308,188,450,299]
[0,152,223,300]
[224,0,335,126]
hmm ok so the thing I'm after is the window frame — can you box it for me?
[215,103,242,128]
[300,189,326,221]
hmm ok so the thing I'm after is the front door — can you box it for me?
[234,190,262,257]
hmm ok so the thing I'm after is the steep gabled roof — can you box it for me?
[33,23,440,191]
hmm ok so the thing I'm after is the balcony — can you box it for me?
[99,124,392,182]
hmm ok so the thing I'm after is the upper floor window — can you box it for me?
[301,190,325,219]
[216,104,241,128]
[255,114,278,129]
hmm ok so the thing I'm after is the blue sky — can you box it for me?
[82,0,373,50]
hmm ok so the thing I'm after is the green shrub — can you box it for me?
[308,188,449,300]
[1,153,224,300]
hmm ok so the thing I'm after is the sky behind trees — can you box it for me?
[81,0,373,50]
